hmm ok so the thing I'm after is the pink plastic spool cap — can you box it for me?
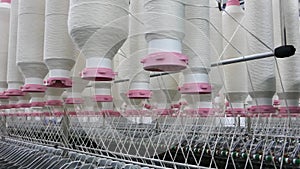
[154,109,173,116]
[197,108,213,115]
[279,107,300,114]
[102,110,120,117]
[21,84,47,93]
[9,104,17,109]
[141,52,188,72]
[44,77,72,88]
[65,98,84,104]
[273,100,280,106]
[1,0,11,3]
[81,68,117,81]
[178,83,212,94]
[0,105,8,109]
[0,92,9,99]
[18,103,31,108]
[171,103,181,109]
[93,95,113,102]
[144,104,153,109]
[226,108,246,115]
[226,0,240,6]
[127,90,152,99]
[247,105,276,114]
[30,102,45,107]
[4,89,24,96]
[46,100,63,106]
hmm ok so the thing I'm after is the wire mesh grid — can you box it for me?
[1,105,300,169]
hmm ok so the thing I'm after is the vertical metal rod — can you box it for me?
[0,116,7,141]
[279,0,287,46]
[61,107,71,156]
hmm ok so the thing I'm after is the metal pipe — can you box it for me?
[210,52,274,67]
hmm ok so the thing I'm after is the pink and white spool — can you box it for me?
[275,0,300,114]
[68,0,128,81]
[142,0,188,72]
[16,93,31,108]
[245,0,276,114]
[44,0,76,88]
[1,0,10,3]
[45,88,64,106]
[223,0,248,114]
[17,0,48,92]
[179,0,211,94]
[30,93,46,107]
[126,0,151,99]
[65,77,87,105]
[0,1,10,99]
[6,0,23,97]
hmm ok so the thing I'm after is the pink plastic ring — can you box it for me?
[30,102,46,107]
[8,104,17,109]
[278,107,300,114]
[127,90,152,99]
[226,108,246,115]
[44,77,72,88]
[81,68,116,81]
[226,0,240,6]
[0,92,9,99]
[178,83,212,94]
[65,98,84,104]
[247,105,276,114]
[154,109,173,116]
[141,52,188,72]
[92,95,113,102]
[4,89,24,96]
[46,100,63,106]
[21,84,46,92]
[101,110,120,117]
[171,103,181,109]
[17,103,31,108]
[0,105,8,109]
[1,0,11,3]
[273,100,280,106]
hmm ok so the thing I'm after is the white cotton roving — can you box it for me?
[0,2,10,94]
[6,0,24,95]
[44,0,77,87]
[68,0,129,81]
[17,0,48,91]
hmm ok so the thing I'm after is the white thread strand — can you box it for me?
[68,0,129,70]
[44,0,76,74]
[7,0,23,90]
[0,3,10,91]
[17,0,48,80]
[245,0,275,100]
[222,2,248,104]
